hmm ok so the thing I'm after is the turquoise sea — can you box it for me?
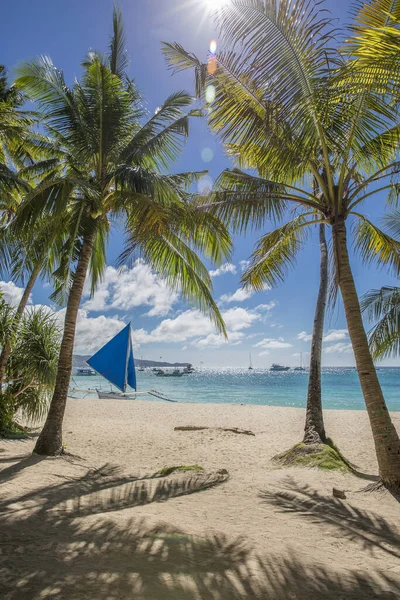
[70,367,400,411]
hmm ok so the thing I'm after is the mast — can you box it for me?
[124,324,131,393]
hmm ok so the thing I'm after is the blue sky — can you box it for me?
[1,0,398,367]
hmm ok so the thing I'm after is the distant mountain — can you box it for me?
[73,354,190,369]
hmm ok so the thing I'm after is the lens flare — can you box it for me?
[198,175,213,194]
[205,84,216,103]
[201,147,214,163]
[210,39,217,54]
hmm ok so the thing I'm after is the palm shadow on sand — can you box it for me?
[260,477,400,560]
[0,460,399,599]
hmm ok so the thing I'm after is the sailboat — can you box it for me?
[248,353,253,370]
[294,352,306,371]
[86,324,176,402]
[87,323,137,399]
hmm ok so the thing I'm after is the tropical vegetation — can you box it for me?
[10,8,230,456]
[0,300,61,436]
[163,0,400,488]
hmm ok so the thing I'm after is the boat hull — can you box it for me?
[97,391,136,399]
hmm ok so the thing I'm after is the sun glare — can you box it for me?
[206,0,227,9]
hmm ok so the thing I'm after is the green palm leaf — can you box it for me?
[241,215,313,290]
[361,286,400,359]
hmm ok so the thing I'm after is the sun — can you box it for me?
[206,0,228,8]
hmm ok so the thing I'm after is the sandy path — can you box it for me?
[0,398,399,599]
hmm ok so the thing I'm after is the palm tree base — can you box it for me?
[33,426,63,456]
[272,439,353,472]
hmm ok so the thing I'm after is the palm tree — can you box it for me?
[163,0,400,488]
[303,224,328,445]
[15,8,230,456]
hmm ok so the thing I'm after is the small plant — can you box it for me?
[273,439,355,473]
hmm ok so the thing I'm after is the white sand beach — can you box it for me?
[1,398,399,599]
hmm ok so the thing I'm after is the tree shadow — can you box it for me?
[260,477,400,560]
[0,453,45,482]
[0,464,399,598]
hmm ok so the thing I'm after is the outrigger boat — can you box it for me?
[85,323,176,402]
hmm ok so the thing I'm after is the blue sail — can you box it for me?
[127,339,136,391]
[87,323,136,392]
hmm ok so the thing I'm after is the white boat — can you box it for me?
[75,367,96,376]
[294,352,306,371]
[270,363,290,372]
[97,390,137,399]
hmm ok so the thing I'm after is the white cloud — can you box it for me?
[255,301,276,312]
[222,306,261,332]
[193,331,244,349]
[258,351,270,357]
[220,288,253,303]
[127,305,264,349]
[247,333,263,340]
[54,308,126,354]
[270,323,284,329]
[297,331,312,342]
[0,281,31,308]
[239,260,250,272]
[324,342,353,355]
[209,262,237,278]
[82,261,178,317]
[254,337,293,349]
[323,329,348,343]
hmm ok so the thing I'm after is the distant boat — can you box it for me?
[183,364,195,374]
[138,356,145,372]
[294,352,306,371]
[75,366,96,376]
[87,323,137,399]
[270,363,290,372]
[248,353,253,370]
[155,369,184,378]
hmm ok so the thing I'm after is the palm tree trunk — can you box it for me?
[0,260,42,390]
[34,232,95,456]
[333,216,400,488]
[303,224,328,445]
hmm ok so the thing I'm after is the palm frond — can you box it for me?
[361,285,400,360]
[352,212,400,275]
[241,215,313,290]
[120,228,226,337]
[109,5,129,77]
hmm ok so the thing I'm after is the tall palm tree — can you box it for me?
[163,0,400,488]
[15,8,230,456]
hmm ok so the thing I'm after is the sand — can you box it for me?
[0,398,399,599]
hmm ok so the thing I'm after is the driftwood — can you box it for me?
[174,425,255,436]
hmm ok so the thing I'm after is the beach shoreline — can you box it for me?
[1,398,399,598]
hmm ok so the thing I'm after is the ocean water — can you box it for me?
[70,367,400,411]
